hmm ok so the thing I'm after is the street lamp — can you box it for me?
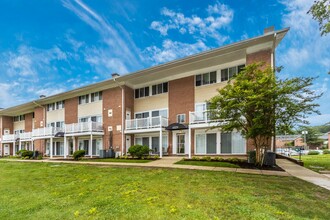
[302,131,308,149]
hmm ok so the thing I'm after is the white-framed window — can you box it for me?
[135,87,150,99]
[152,82,168,95]
[79,94,89,105]
[14,130,25,134]
[195,71,217,86]
[47,121,64,128]
[196,133,217,154]
[221,64,245,82]
[13,115,25,122]
[79,115,102,123]
[47,101,65,111]
[91,91,102,102]
[177,114,186,123]
[135,109,168,119]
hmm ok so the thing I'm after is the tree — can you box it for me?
[209,63,321,165]
[308,0,330,36]
[298,126,324,147]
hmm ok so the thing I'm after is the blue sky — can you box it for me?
[0,0,329,126]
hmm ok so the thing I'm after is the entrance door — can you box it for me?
[4,144,9,156]
[177,134,185,154]
[125,135,131,153]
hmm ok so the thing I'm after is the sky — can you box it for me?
[0,0,329,126]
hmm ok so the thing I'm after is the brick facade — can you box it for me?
[24,113,33,132]
[102,87,123,152]
[246,49,272,66]
[34,107,45,153]
[65,97,78,124]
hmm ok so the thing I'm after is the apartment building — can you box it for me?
[0,27,289,158]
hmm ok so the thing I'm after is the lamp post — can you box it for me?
[302,130,308,149]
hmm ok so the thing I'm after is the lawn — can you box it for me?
[81,158,152,163]
[0,161,329,219]
[293,154,330,172]
[175,160,239,168]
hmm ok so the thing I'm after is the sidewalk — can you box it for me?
[277,159,330,191]
[1,157,289,176]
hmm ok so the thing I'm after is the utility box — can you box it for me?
[99,150,107,158]
[263,152,276,166]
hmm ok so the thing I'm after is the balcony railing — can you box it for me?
[126,116,168,130]
[65,122,103,134]
[189,110,218,124]
[32,127,63,138]
[19,132,32,140]
[2,134,17,142]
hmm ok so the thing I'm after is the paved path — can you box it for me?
[277,159,330,191]
[1,157,289,176]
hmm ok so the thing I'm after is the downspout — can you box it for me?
[272,32,277,153]
[113,78,125,156]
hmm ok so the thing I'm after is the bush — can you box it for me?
[248,151,256,164]
[202,156,212,161]
[73,150,86,160]
[128,145,150,159]
[323,149,330,154]
[308,150,320,155]
[37,155,43,160]
[17,150,33,159]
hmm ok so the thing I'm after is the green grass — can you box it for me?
[0,161,329,219]
[293,154,330,172]
[175,160,239,168]
[81,158,152,163]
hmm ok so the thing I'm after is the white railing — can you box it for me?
[125,116,168,130]
[65,122,103,134]
[32,127,63,138]
[189,110,217,124]
[19,132,32,140]
[2,134,17,142]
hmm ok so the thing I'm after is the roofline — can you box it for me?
[0,27,289,116]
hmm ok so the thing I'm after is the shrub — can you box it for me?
[248,151,256,164]
[154,155,160,159]
[128,145,150,159]
[73,150,86,160]
[308,150,320,155]
[37,155,43,160]
[322,149,330,154]
[191,156,200,161]
[202,156,212,161]
[17,150,33,159]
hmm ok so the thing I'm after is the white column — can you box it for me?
[13,142,16,155]
[90,134,93,158]
[64,136,67,159]
[50,138,53,159]
[19,140,22,151]
[159,128,163,158]
[73,137,76,154]
[188,127,191,159]
[31,140,34,151]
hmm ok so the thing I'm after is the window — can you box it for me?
[151,109,168,118]
[220,64,245,82]
[152,82,168,95]
[47,121,64,128]
[13,115,25,122]
[135,87,150,99]
[135,137,150,146]
[135,112,149,119]
[196,71,217,86]
[196,133,217,154]
[91,91,102,102]
[177,114,186,123]
[47,101,64,111]
[79,116,102,123]
[14,130,24,134]
[221,132,245,154]
[79,94,89,105]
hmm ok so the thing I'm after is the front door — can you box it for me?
[177,134,185,154]
[125,135,131,153]
[4,144,9,156]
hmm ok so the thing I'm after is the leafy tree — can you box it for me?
[297,126,324,147]
[308,0,330,36]
[209,63,321,165]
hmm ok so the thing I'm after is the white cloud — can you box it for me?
[143,39,209,64]
[61,0,142,72]
[150,2,233,44]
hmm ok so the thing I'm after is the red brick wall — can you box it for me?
[246,49,272,66]
[33,107,45,153]
[1,116,13,134]
[125,86,134,115]
[168,76,195,154]
[65,97,78,124]
[24,113,33,132]
[103,87,123,152]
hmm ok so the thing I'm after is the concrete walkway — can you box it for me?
[277,159,330,191]
[1,157,289,176]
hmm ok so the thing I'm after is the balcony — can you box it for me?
[2,134,17,142]
[19,132,32,141]
[32,127,63,138]
[125,116,168,132]
[65,122,103,134]
[189,110,225,127]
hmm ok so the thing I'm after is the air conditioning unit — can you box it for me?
[108,126,113,132]
[4,129,10,135]
[116,125,122,131]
